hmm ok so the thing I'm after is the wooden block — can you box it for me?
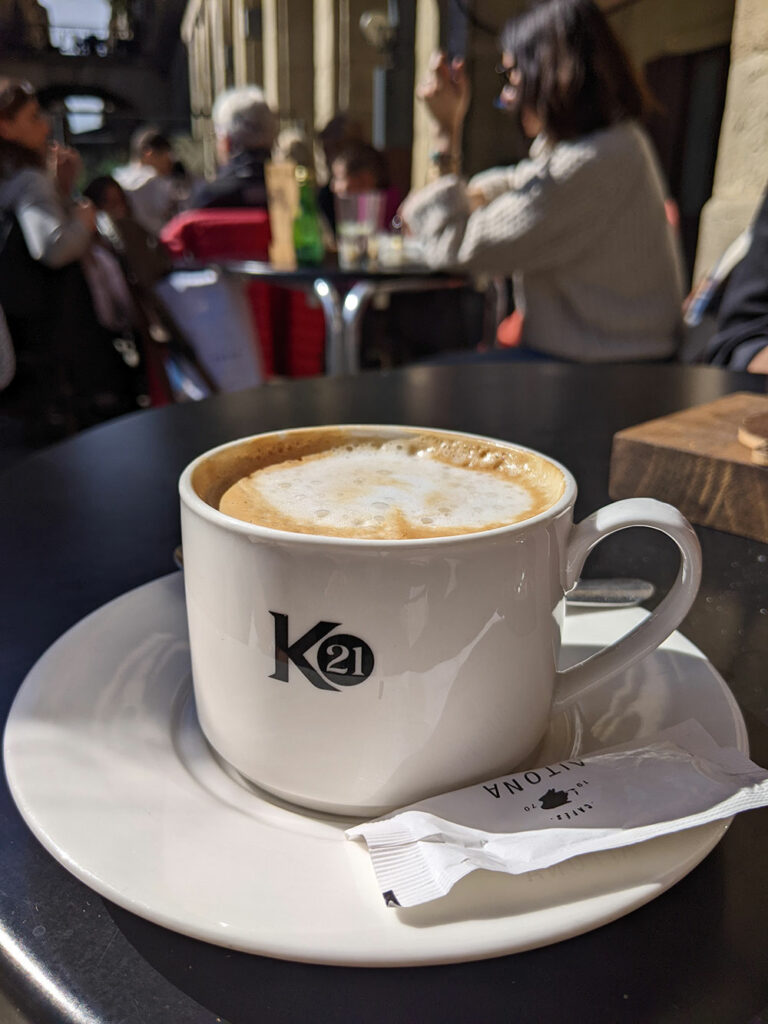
[609,392,768,543]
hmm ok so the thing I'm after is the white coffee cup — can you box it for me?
[179,425,701,816]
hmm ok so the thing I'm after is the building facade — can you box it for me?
[0,0,190,161]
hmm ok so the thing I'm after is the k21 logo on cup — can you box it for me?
[269,612,375,691]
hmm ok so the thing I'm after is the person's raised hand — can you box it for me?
[50,143,83,197]
[416,51,470,138]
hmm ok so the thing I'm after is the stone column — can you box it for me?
[262,0,314,126]
[182,0,217,175]
[208,0,232,98]
[314,0,337,133]
[232,0,265,86]
[335,0,376,137]
[411,0,440,190]
[694,0,768,280]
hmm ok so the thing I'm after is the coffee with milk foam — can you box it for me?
[204,429,565,541]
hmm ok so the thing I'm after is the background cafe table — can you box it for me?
[218,257,500,375]
[1,362,767,1024]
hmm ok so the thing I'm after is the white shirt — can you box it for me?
[114,162,176,236]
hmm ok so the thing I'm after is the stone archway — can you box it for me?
[5,52,175,136]
[36,82,134,137]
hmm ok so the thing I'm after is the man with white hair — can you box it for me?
[190,86,278,209]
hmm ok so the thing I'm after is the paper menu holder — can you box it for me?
[265,161,298,270]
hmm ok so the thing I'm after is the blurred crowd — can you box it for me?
[0,75,401,456]
[1,0,767,464]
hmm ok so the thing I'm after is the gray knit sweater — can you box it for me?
[402,120,684,362]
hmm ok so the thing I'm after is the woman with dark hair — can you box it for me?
[0,78,138,447]
[401,0,684,363]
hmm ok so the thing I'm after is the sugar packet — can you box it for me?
[345,720,768,908]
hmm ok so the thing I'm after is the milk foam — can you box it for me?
[218,438,554,539]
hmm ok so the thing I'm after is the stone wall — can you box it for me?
[695,0,768,280]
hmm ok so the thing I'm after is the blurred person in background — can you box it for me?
[0,78,140,449]
[330,141,390,197]
[190,85,278,209]
[155,90,279,394]
[84,175,172,290]
[330,140,401,229]
[401,0,684,363]
[273,124,314,170]
[84,173,211,404]
[703,184,768,374]
[170,157,196,209]
[327,137,475,369]
[114,126,179,235]
[316,113,366,232]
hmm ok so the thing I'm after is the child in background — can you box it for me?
[330,141,400,231]
[0,78,140,447]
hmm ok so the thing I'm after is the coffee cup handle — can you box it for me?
[553,498,702,710]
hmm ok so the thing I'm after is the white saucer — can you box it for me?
[3,573,748,966]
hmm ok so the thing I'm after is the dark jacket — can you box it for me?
[190,150,271,210]
[705,187,768,370]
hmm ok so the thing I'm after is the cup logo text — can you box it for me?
[269,612,374,691]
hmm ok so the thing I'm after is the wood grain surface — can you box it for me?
[609,391,768,542]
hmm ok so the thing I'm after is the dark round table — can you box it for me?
[1,362,767,1024]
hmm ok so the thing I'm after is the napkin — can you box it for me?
[345,720,768,907]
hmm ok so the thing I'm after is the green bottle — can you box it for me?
[293,165,324,266]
